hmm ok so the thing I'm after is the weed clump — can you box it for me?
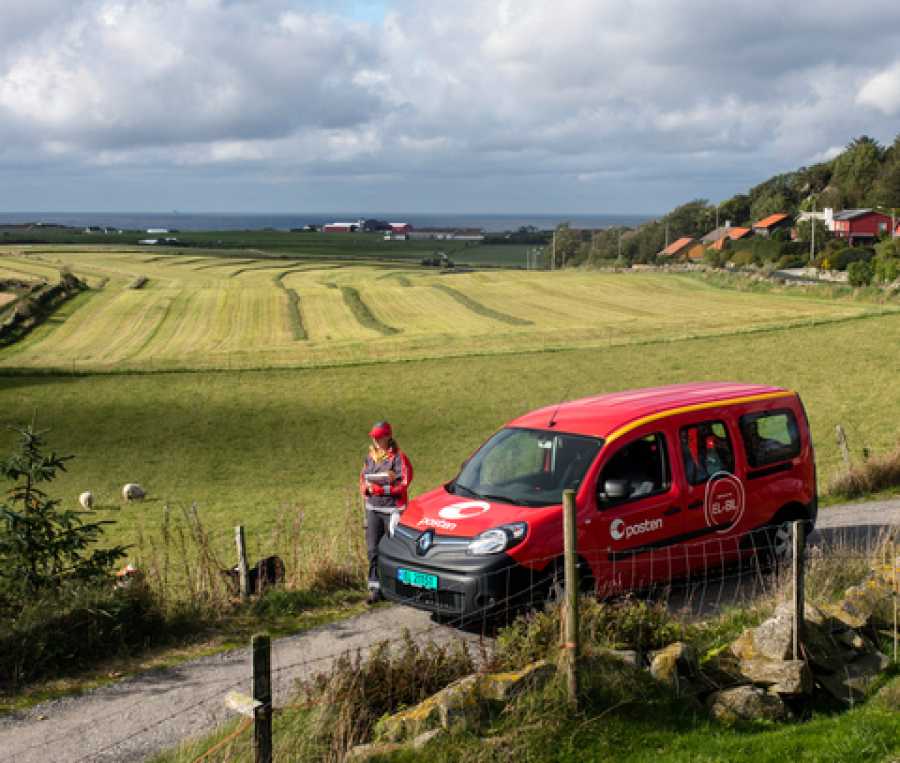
[828,445,900,498]
[293,631,475,761]
[492,597,683,671]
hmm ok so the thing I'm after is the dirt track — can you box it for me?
[0,497,898,763]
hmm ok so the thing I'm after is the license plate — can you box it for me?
[397,568,438,590]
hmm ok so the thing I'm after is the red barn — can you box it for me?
[389,222,411,234]
[831,209,892,245]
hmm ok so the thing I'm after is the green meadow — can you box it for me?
[0,268,897,565]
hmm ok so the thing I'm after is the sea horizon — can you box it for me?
[0,211,656,234]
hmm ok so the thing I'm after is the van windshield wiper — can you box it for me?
[451,482,481,498]
[477,493,517,505]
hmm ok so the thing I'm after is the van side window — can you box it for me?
[739,409,801,468]
[598,433,670,506]
[679,421,735,484]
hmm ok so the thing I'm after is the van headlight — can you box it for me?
[466,523,527,555]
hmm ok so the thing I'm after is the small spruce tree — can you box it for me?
[0,425,126,599]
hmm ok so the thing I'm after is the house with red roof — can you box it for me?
[831,209,893,245]
[751,213,791,238]
[657,237,695,259]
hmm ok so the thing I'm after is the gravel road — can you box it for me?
[1,497,898,763]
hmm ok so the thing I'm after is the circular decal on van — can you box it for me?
[704,472,745,533]
[438,501,490,520]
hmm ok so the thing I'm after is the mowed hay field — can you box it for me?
[0,247,894,372]
[0,295,898,565]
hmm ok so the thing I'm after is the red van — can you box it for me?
[378,382,817,619]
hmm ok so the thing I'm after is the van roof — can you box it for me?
[509,382,793,442]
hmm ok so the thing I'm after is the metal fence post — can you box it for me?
[235,525,250,601]
[252,634,273,763]
[792,520,805,661]
[562,489,579,706]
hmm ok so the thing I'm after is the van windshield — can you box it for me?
[449,428,603,507]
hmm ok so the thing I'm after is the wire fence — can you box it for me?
[4,512,895,763]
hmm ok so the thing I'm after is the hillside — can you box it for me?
[570,133,900,266]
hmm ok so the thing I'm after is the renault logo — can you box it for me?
[416,530,434,556]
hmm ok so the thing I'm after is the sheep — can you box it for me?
[122,483,146,502]
[79,491,94,510]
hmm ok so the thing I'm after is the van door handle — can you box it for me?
[662,506,681,516]
[687,500,703,510]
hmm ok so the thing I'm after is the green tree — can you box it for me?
[847,260,874,287]
[718,194,752,227]
[0,426,126,598]
[831,135,885,207]
[795,219,831,255]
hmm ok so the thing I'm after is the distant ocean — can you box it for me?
[0,212,654,233]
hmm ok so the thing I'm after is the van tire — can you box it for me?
[540,557,595,609]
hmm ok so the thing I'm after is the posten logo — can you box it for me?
[610,517,663,541]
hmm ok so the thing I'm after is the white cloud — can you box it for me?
[858,60,900,115]
[2,0,900,211]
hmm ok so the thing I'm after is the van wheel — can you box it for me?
[757,520,801,571]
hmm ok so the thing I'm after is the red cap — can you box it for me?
[369,421,392,439]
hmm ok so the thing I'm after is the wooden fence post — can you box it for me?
[252,633,273,763]
[892,534,897,664]
[792,520,805,661]
[235,526,250,601]
[835,425,851,472]
[562,489,579,706]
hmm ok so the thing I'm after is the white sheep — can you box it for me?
[79,491,94,510]
[122,483,146,502]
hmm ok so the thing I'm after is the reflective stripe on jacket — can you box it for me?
[359,448,413,513]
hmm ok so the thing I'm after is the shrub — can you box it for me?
[0,582,164,689]
[730,250,756,268]
[0,425,126,601]
[874,254,899,284]
[848,260,874,286]
[775,253,808,270]
[820,246,875,271]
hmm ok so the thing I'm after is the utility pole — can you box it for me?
[810,200,816,263]
[715,203,719,231]
[665,223,669,249]
[552,229,556,271]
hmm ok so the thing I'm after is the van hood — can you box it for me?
[399,485,559,537]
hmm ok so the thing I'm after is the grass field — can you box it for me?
[0,248,894,373]
[0,280,897,566]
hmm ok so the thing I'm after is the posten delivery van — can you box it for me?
[377,382,817,619]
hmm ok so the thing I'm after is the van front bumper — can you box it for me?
[377,527,539,620]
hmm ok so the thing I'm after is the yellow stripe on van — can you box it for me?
[604,391,796,445]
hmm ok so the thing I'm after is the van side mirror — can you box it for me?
[603,479,630,500]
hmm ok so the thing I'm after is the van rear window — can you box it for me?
[739,409,800,468]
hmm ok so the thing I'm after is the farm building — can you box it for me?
[701,225,752,247]
[322,222,361,233]
[388,223,411,234]
[751,213,791,238]
[831,209,893,245]
[657,237,695,259]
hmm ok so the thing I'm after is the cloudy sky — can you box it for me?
[2,0,900,214]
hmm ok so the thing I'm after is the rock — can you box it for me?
[375,674,484,742]
[650,642,698,693]
[344,742,405,761]
[411,729,444,750]
[707,686,788,724]
[875,679,900,710]
[816,652,891,704]
[738,658,812,696]
[597,648,639,668]
[480,660,556,702]
[823,579,891,630]
[731,613,793,662]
